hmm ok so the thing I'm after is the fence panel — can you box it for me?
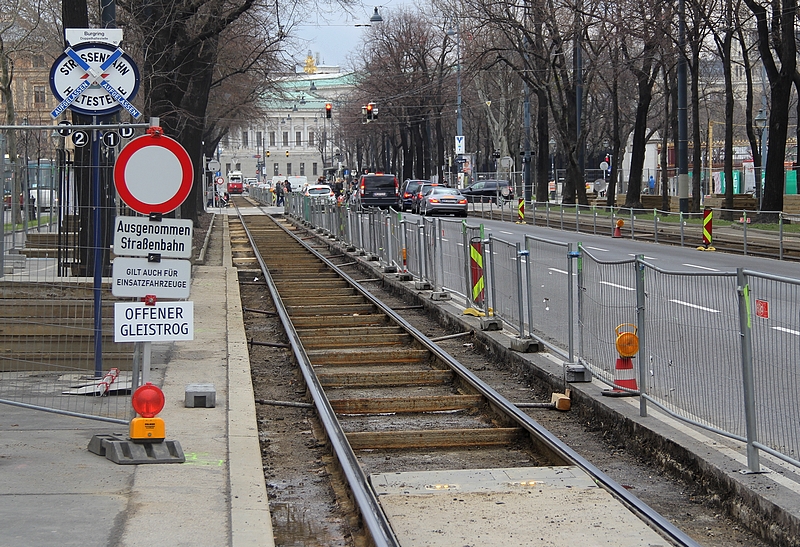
[524,235,573,355]
[2,140,135,423]
[438,218,469,302]
[576,247,638,386]
[641,264,744,435]
[745,271,800,462]
[487,236,521,334]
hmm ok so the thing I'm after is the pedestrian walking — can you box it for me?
[275,181,285,206]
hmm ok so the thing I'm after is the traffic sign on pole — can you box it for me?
[113,216,193,259]
[114,133,194,214]
[114,301,194,342]
[112,256,192,299]
[49,42,141,118]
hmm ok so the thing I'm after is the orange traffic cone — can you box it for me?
[603,356,638,397]
[612,218,623,238]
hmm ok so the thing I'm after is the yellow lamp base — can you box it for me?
[129,416,166,443]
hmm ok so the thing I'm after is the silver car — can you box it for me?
[418,186,468,217]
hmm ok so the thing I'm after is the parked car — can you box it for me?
[354,173,399,209]
[397,179,428,211]
[460,179,514,205]
[418,186,468,217]
[411,182,440,214]
[303,184,335,202]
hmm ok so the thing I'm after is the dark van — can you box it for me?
[355,173,399,208]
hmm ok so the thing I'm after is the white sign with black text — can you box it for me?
[112,256,191,299]
[114,301,194,343]
[113,216,193,259]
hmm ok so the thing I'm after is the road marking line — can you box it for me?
[669,299,720,313]
[585,246,608,252]
[682,263,720,272]
[500,231,514,235]
[629,253,656,259]
[772,326,800,336]
[548,268,569,275]
[600,281,635,291]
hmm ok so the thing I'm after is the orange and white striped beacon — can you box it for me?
[130,382,166,442]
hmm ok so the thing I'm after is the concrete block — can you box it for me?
[88,433,185,464]
[565,363,592,383]
[414,281,432,290]
[431,291,451,301]
[383,265,397,273]
[396,273,413,281]
[479,317,503,331]
[510,337,541,353]
[185,383,217,408]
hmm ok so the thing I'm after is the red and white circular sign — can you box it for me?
[114,133,193,214]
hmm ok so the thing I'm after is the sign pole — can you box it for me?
[143,341,151,384]
[92,115,103,378]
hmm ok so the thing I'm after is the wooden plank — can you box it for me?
[307,347,430,366]
[330,394,483,414]
[301,333,411,349]
[317,369,453,388]
[346,427,523,449]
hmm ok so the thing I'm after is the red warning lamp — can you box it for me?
[132,382,165,417]
[130,382,166,442]
[325,103,332,118]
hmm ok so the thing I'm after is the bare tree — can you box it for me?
[742,0,797,219]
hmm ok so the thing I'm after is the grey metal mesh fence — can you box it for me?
[487,236,521,334]
[744,270,800,461]
[402,218,421,278]
[577,247,638,386]
[641,264,744,434]
[439,218,469,302]
[423,218,439,290]
[2,139,135,423]
[525,235,573,353]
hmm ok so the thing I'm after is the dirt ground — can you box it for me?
[216,213,775,547]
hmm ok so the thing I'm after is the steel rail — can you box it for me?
[238,202,701,547]
[232,204,400,547]
[277,213,703,547]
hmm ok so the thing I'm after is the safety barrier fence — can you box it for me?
[468,200,800,260]
[1,151,137,423]
[270,195,800,472]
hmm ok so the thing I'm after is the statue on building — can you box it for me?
[303,52,317,74]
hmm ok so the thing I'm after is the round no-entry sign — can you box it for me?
[114,133,193,214]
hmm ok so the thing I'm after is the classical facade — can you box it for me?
[217,54,355,183]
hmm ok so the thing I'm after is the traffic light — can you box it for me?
[285,150,289,157]
[266,150,270,157]
[325,103,332,118]
[366,103,374,120]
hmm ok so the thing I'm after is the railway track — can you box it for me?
[229,196,701,547]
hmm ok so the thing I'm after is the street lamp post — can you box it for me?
[446,22,463,140]
[754,108,767,212]
[549,138,556,200]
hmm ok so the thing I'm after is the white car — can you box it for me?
[303,184,335,202]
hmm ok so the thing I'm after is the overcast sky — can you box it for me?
[293,1,407,70]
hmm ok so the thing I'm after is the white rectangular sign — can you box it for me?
[112,257,192,299]
[114,302,194,342]
[113,216,193,259]
[66,28,123,46]
[455,135,465,154]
